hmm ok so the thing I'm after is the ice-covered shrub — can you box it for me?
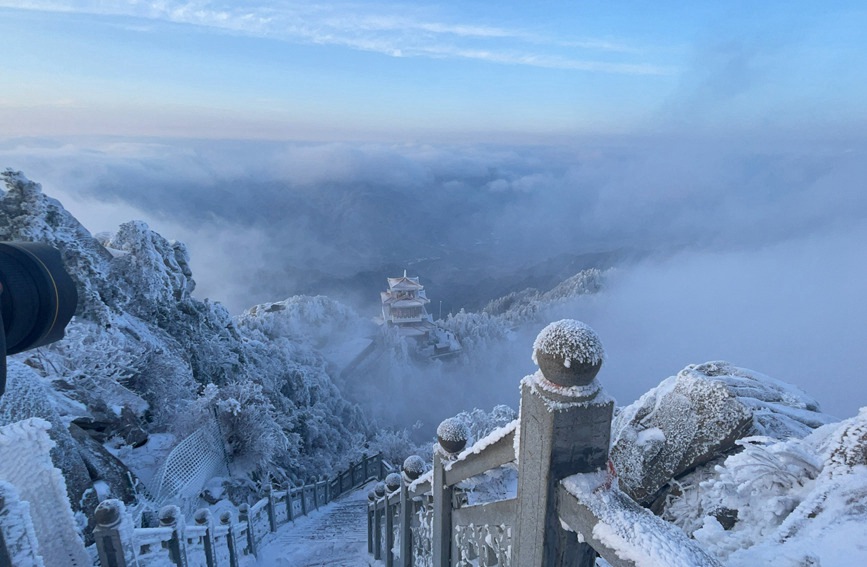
[448,405,517,448]
[672,436,822,559]
[212,381,290,474]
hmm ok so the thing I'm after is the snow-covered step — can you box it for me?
[256,482,382,567]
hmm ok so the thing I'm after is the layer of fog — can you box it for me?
[372,220,867,437]
[3,135,865,317]
[2,134,865,425]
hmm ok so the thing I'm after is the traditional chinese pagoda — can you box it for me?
[379,272,462,358]
[380,271,435,337]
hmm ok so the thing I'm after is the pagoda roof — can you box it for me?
[387,276,424,291]
[381,293,430,306]
[391,298,430,307]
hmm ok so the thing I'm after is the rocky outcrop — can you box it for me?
[0,170,372,496]
[0,169,118,323]
[610,361,836,506]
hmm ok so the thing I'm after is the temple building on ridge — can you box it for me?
[379,272,462,358]
[380,271,435,337]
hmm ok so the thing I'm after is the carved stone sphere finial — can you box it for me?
[368,489,377,501]
[94,499,123,528]
[437,418,469,454]
[159,505,180,526]
[374,482,386,498]
[533,319,604,387]
[194,508,212,525]
[220,510,233,525]
[403,455,426,480]
[385,472,402,492]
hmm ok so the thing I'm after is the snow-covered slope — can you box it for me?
[0,170,372,524]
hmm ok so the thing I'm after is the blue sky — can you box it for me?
[1,1,865,140]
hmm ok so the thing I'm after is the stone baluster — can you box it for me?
[399,455,425,567]
[92,499,138,567]
[220,511,240,567]
[384,472,402,567]
[194,509,216,567]
[283,482,295,522]
[513,320,613,567]
[432,417,468,567]
[265,486,278,532]
[238,504,256,557]
[367,489,377,555]
[373,482,386,560]
[159,505,187,567]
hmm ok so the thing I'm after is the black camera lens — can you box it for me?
[0,242,78,355]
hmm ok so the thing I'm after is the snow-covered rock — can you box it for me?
[662,407,867,566]
[611,361,835,506]
[0,169,117,323]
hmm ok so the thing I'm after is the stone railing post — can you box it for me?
[265,487,278,532]
[384,473,402,567]
[284,482,295,522]
[301,485,309,517]
[159,505,187,567]
[373,482,386,560]
[367,489,377,555]
[238,504,256,557]
[513,320,613,567]
[194,509,217,567]
[220,511,240,567]
[340,469,349,495]
[92,499,138,567]
[432,418,469,567]
[399,456,424,567]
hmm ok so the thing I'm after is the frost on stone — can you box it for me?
[385,472,403,491]
[532,319,605,367]
[659,408,867,566]
[403,455,426,476]
[437,418,470,443]
[611,360,836,509]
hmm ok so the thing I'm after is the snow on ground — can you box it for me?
[256,482,382,567]
[105,433,176,489]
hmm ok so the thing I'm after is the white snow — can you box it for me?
[437,418,470,443]
[531,319,605,366]
[562,472,722,567]
[635,427,665,447]
[402,455,426,477]
[255,483,381,566]
[445,419,518,471]
[522,371,615,413]
[0,418,90,566]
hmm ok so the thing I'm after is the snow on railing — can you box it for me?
[0,418,90,567]
[369,320,721,567]
[93,452,388,566]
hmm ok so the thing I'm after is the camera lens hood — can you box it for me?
[0,242,78,397]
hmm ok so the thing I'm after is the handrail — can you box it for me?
[93,452,389,566]
[367,319,727,567]
[443,422,516,487]
[557,476,723,567]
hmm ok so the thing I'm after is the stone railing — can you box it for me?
[369,320,723,567]
[93,452,389,567]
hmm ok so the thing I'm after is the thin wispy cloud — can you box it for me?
[0,0,672,74]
